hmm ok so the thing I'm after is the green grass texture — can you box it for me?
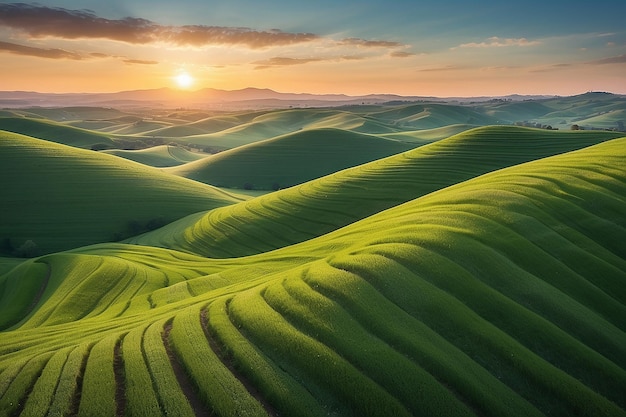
[167,127,415,189]
[102,145,206,167]
[0,131,245,255]
[132,126,623,258]
[0,131,624,416]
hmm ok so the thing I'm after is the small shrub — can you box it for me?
[14,240,40,258]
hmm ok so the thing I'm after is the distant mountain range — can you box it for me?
[0,87,569,109]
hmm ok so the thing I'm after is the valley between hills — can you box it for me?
[0,91,625,417]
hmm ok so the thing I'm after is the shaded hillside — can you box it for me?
[0,132,244,255]
[0,117,116,149]
[102,145,207,167]
[0,137,624,416]
[135,126,623,257]
[167,128,415,189]
[368,103,501,129]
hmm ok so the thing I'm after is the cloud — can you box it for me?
[390,51,415,58]
[253,55,368,70]
[338,38,403,48]
[454,36,541,49]
[253,56,323,69]
[0,39,160,65]
[0,3,319,49]
[0,40,83,59]
[122,59,159,65]
[529,63,574,73]
[417,65,466,72]
[588,54,626,65]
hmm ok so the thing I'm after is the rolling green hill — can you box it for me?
[102,145,207,167]
[0,136,624,417]
[167,128,415,189]
[369,103,501,129]
[136,126,623,257]
[0,131,245,255]
[0,117,117,149]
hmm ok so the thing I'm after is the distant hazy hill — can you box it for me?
[0,87,564,109]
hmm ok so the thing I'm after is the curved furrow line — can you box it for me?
[327,250,626,415]
[0,352,53,417]
[143,319,197,417]
[410,202,626,329]
[456,191,626,307]
[84,263,134,318]
[244,198,318,240]
[303,259,543,417]
[18,347,70,416]
[76,261,137,319]
[122,325,163,416]
[77,333,124,417]
[207,297,328,417]
[169,304,268,417]
[199,307,277,417]
[264,271,478,417]
[161,318,211,417]
[19,255,104,328]
[192,210,269,258]
[107,265,151,318]
[43,342,92,417]
[390,230,626,372]
[228,285,412,417]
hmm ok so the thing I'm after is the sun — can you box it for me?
[174,71,194,89]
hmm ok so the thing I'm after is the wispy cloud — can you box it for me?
[454,36,541,49]
[122,59,159,65]
[0,39,161,65]
[588,54,626,65]
[0,40,83,59]
[253,55,367,70]
[529,63,575,73]
[0,3,319,49]
[417,65,466,72]
[390,51,415,58]
[338,38,403,48]
[253,57,323,69]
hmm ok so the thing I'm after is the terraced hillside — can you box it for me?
[133,126,623,257]
[0,129,624,417]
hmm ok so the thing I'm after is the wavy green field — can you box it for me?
[167,128,415,189]
[102,145,207,167]
[0,102,625,416]
[0,132,245,255]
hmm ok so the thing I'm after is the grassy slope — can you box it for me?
[368,103,501,129]
[167,128,415,189]
[0,131,244,255]
[135,126,623,257]
[179,108,402,151]
[380,124,475,144]
[0,137,624,416]
[102,145,207,167]
[0,117,116,149]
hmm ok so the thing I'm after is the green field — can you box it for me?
[0,99,625,416]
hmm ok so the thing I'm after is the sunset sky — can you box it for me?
[0,0,625,96]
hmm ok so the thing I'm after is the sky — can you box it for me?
[0,0,625,96]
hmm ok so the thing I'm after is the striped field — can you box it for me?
[0,122,624,416]
[2,97,626,415]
